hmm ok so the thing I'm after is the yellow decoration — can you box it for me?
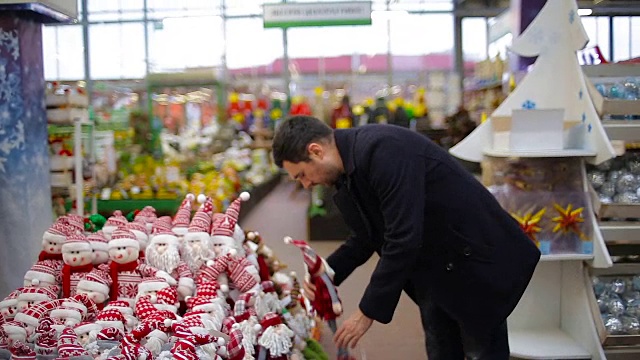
[511,208,546,246]
[416,87,426,95]
[551,203,587,240]
[335,118,352,129]
[229,92,239,103]
[364,98,374,107]
[353,105,364,116]
[394,97,405,106]
[314,87,324,97]
[481,112,488,123]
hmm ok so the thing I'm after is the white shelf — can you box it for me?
[509,328,591,359]
[540,254,594,261]
[602,121,640,142]
[483,148,596,158]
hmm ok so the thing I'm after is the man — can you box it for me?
[272,116,540,359]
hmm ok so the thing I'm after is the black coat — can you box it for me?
[326,124,540,336]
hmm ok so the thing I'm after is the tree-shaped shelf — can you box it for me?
[450,0,616,358]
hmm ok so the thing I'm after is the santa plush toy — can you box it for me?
[180,196,216,284]
[0,289,22,321]
[94,308,127,334]
[230,293,261,359]
[9,340,36,360]
[13,299,65,339]
[105,227,175,305]
[245,231,271,282]
[204,193,260,297]
[256,312,294,360]
[73,321,102,347]
[76,269,111,310]
[145,226,195,299]
[87,231,110,266]
[255,281,283,320]
[172,194,195,239]
[102,210,128,241]
[61,233,96,298]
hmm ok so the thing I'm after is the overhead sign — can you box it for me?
[263,1,372,29]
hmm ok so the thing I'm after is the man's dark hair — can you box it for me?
[272,116,333,168]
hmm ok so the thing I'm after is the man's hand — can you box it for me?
[334,309,373,349]
[303,278,317,301]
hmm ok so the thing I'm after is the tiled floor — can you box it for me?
[241,178,427,359]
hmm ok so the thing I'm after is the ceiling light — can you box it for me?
[577,8,593,16]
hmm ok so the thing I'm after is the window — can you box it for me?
[580,16,610,62]
[225,18,283,69]
[147,16,224,72]
[613,17,631,62]
[42,25,85,81]
[462,17,488,62]
[88,0,144,22]
[89,23,146,79]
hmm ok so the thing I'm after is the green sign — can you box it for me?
[263,1,372,28]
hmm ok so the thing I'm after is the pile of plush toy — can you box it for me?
[0,192,333,360]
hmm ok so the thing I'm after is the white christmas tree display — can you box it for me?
[450,0,615,165]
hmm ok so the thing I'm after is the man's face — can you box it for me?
[283,144,341,188]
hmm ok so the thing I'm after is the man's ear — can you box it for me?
[307,143,324,159]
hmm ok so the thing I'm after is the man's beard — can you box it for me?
[322,162,343,186]
[146,245,181,274]
[181,243,212,274]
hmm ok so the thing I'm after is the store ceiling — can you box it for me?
[454,0,640,16]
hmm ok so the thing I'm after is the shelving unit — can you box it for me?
[582,62,640,360]
[46,85,96,216]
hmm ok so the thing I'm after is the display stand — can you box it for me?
[450,1,619,358]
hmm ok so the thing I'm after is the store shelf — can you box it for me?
[599,222,640,244]
[509,328,591,359]
[540,254,594,261]
[602,121,640,142]
[483,148,596,158]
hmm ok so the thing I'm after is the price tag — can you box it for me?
[611,140,626,156]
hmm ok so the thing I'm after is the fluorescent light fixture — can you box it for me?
[577,8,592,16]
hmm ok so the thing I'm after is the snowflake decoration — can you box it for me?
[522,100,536,109]
[582,113,586,123]
[569,10,576,24]
[588,123,593,133]
[0,28,19,61]
[579,89,583,99]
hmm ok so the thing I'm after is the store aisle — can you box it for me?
[241,177,427,360]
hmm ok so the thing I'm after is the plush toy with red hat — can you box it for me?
[103,301,135,332]
[126,221,149,261]
[134,206,157,233]
[154,287,179,314]
[76,269,111,309]
[61,233,96,298]
[9,340,35,360]
[256,312,294,360]
[24,219,73,289]
[87,231,110,266]
[245,231,271,282]
[57,327,92,360]
[255,280,283,320]
[230,293,261,358]
[16,286,58,313]
[284,237,341,320]
[0,289,22,321]
[181,196,215,281]
[106,227,175,305]
[172,194,195,238]
[169,333,226,360]
[73,321,102,346]
[102,211,128,241]
[34,317,58,355]
[145,225,195,300]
